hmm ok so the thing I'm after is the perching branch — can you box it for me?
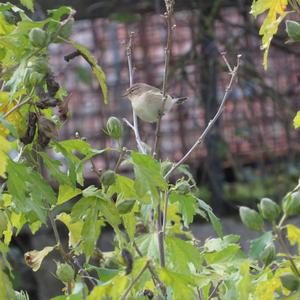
[164,53,242,179]
[152,1,175,157]
[120,260,149,300]
[125,32,145,154]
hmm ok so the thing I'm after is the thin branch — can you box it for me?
[72,256,97,287]
[125,32,145,154]
[152,7,175,157]
[120,261,149,300]
[162,190,170,237]
[3,97,31,118]
[114,147,127,171]
[133,242,166,296]
[164,54,242,179]
[157,201,165,267]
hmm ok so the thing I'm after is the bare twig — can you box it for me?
[64,50,81,62]
[120,260,149,300]
[72,256,97,287]
[162,190,170,237]
[125,32,145,154]
[114,147,127,171]
[164,54,242,179]
[152,3,175,157]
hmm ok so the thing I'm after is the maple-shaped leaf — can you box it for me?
[250,0,289,69]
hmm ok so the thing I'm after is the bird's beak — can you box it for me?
[122,89,130,98]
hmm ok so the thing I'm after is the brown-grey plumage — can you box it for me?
[123,83,187,123]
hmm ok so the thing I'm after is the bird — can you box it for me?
[123,83,187,123]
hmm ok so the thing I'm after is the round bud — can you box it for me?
[259,243,275,266]
[29,28,48,48]
[56,263,75,283]
[176,181,191,194]
[106,116,123,140]
[282,191,300,217]
[280,273,300,291]
[239,206,264,232]
[116,199,135,214]
[100,170,116,187]
[259,198,281,222]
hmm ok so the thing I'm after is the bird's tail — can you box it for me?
[174,97,187,105]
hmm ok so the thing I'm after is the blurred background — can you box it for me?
[10,0,300,298]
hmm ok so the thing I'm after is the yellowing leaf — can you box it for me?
[250,0,288,69]
[293,111,300,129]
[287,224,300,253]
[56,212,83,248]
[0,136,11,177]
[57,184,82,205]
[255,276,281,300]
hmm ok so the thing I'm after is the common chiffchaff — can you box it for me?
[123,83,187,123]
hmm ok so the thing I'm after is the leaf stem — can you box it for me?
[120,260,149,300]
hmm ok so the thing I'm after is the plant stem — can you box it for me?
[157,201,165,267]
[126,32,145,154]
[3,97,31,119]
[114,147,127,171]
[164,53,241,179]
[162,190,169,238]
[152,8,174,157]
[120,261,149,300]
[133,242,166,296]
[275,226,300,277]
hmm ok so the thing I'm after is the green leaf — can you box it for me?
[197,198,223,237]
[97,197,121,228]
[57,184,81,205]
[286,21,300,42]
[293,111,300,129]
[158,268,210,300]
[165,236,203,273]
[71,42,108,104]
[39,152,72,185]
[237,260,252,300]
[249,231,273,259]
[81,207,102,258]
[204,244,245,265]
[122,211,136,241]
[135,233,160,261]
[131,152,167,202]
[169,192,197,226]
[87,266,119,282]
[19,0,34,12]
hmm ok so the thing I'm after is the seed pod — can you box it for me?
[58,96,71,122]
[46,75,60,97]
[259,244,276,266]
[56,263,75,283]
[176,181,191,194]
[259,198,281,222]
[121,248,133,275]
[282,191,300,217]
[20,112,37,145]
[143,289,154,299]
[29,28,48,48]
[280,273,300,291]
[38,116,58,139]
[106,116,123,140]
[239,206,264,232]
[100,170,116,187]
[116,199,135,214]
[36,98,59,109]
